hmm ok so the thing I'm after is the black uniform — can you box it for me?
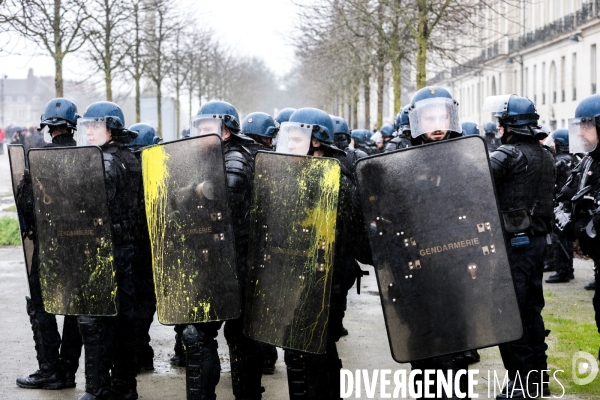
[129,145,157,372]
[284,152,371,400]
[354,140,378,155]
[556,150,600,333]
[546,150,579,281]
[15,134,83,390]
[78,142,142,399]
[383,134,412,152]
[490,137,555,387]
[484,132,501,153]
[183,135,264,400]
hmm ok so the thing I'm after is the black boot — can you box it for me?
[78,316,111,400]
[111,377,138,400]
[16,296,66,390]
[585,278,596,290]
[261,343,278,375]
[463,349,481,364]
[545,271,571,283]
[224,319,264,400]
[133,316,154,372]
[170,326,186,367]
[183,325,221,400]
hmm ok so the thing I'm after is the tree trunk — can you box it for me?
[392,57,402,114]
[105,68,112,102]
[416,1,429,89]
[156,82,162,138]
[363,72,370,130]
[352,82,359,130]
[376,55,385,129]
[53,0,63,97]
[135,76,141,123]
[175,87,180,139]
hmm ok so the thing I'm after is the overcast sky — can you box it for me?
[0,0,299,80]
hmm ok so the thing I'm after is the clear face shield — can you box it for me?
[568,117,599,154]
[77,118,111,146]
[275,122,312,155]
[190,115,223,138]
[408,97,461,138]
[543,133,555,151]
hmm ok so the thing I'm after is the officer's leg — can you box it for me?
[111,245,138,400]
[498,236,548,399]
[171,324,186,367]
[546,231,573,283]
[183,321,222,400]
[593,263,600,335]
[132,244,156,372]
[224,317,264,399]
[77,316,114,400]
[16,256,65,390]
[259,342,278,375]
[60,315,83,388]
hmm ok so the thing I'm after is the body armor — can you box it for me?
[554,153,579,196]
[490,142,556,233]
[383,135,412,152]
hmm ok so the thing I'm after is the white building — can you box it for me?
[430,0,600,130]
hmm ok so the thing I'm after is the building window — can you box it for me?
[542,62,546,105]
[491,76,497,96]
[533,64,537,104]
[592,44,597,95]
[572,52,577,100]
[561,56,566,101]
[19,109,25,118]
[550,61,557,103]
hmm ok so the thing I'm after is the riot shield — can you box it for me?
[142,134,240,325]
[356,136,522,363]
[28,146,116,316]
[8,145,34,279]
[244,152,341,354]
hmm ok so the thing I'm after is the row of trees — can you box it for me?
[0,0,281,135]
[289,0,501,129]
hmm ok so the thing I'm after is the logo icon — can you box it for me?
[572,351,599,385]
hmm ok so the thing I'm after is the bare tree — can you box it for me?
[122,0,147,122]
[83,0,133,101]
[0,0,89,96]
[166,25,190,138]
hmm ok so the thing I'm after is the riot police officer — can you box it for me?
[16,98,83,390]
[405,86,469,398]
[384,105,412,152]
[76,101,141,400]
[461,121,480,136]
[183,101,264,400]
[484,122,501,152]
[126,123,160,372]
[241,112,280,375]
[331,115,368,177]
[241,112,279,156]
[486,95,554,399]
[279,108,371,399]
[545,129,577,283]
[379,124,395,147]
[555,93,600,354]
[351,128,378,155]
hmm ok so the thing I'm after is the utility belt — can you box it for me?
[502,208,549,247]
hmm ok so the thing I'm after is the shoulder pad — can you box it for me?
[225,150,251,174]
[494,144,520,158]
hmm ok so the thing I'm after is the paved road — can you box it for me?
[0,150,592,399]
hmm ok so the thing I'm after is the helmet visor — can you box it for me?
[77,118,110,146]
[568,117,598,153]
[482,94,514,113]
[542,133,555,150]
[190,115,223,138]
[408,97,460,138]
[276,122,312,155]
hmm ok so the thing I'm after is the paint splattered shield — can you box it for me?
[244,152,341,354]
[8,145,35,283]
[28,146,117,316]
[355,136,522,363]
[141,134,240,325]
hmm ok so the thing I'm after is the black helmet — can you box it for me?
[80,101,136,145]
[40,98,79,131]
[331,115,351,149]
